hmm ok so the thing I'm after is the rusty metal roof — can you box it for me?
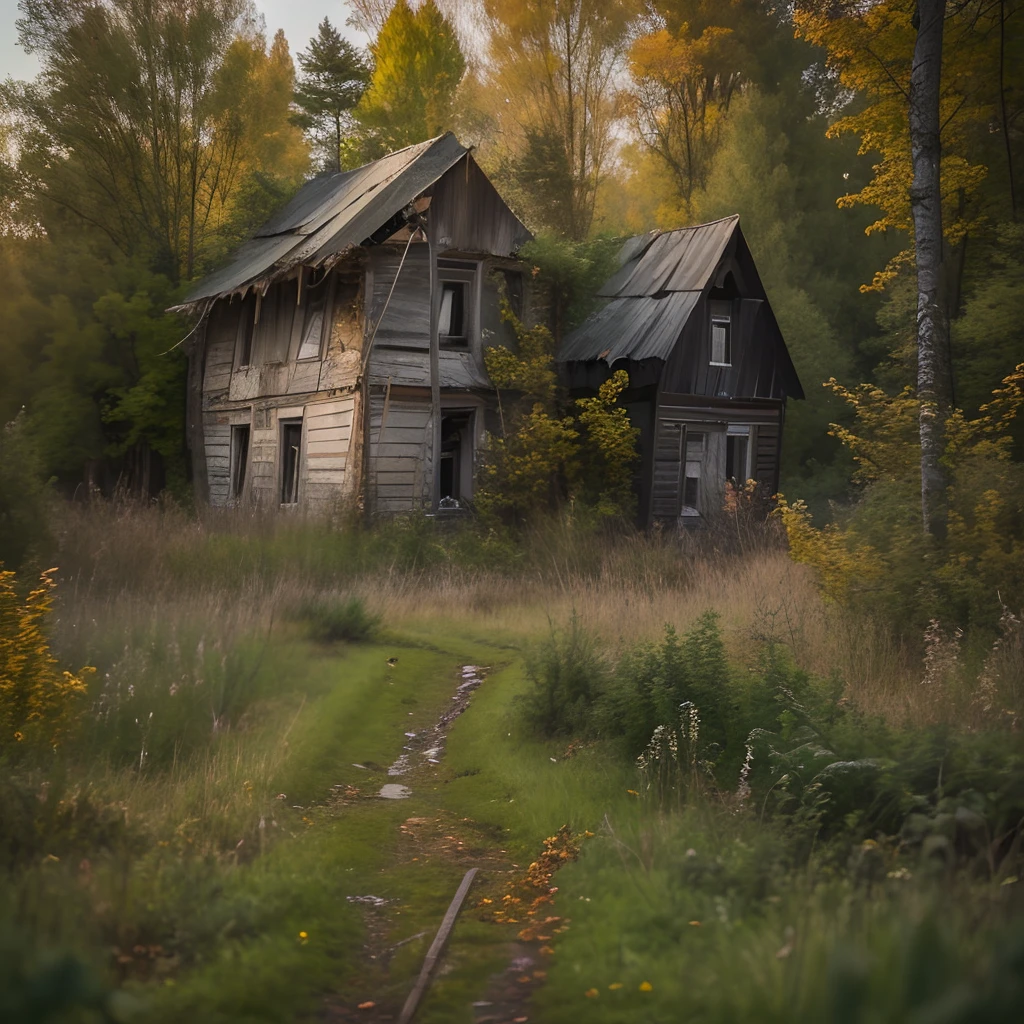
[175,133,472,309]
[561,216,740,364]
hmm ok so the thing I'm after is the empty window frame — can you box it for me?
[297,269,329,360]
[237,293,257,367]
[710,316,732,366]
[682,432,705,516]
[280,419,302,505]
[229,424,250,501]
[437,260,476,349]
[726,425,751,485]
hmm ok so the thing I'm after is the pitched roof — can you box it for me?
[558,216,740,364]
[175,133,474,309]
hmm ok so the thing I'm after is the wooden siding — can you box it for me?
[368,395,432,513]
[429,155,532,257]
[647,395,783,522]
[205,420,231,506]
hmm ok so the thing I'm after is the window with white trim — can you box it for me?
[710,316,732,366]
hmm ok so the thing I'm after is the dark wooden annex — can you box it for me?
[557,216,804,527]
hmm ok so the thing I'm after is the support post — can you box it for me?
[428,232,442,512]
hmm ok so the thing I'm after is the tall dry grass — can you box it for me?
[50,499,926,724]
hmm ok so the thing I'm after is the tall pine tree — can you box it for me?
[293,18,370,173]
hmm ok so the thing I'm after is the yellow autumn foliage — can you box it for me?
[778,365,1024,632]
[0,565,93,748]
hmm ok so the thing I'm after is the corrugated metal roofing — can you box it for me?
[561,216,740,364]
[176,134,471,308]
[558,292,700,364]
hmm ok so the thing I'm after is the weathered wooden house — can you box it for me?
[557,216,803,527]
[175,133,531,513]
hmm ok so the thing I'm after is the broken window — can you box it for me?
[280,419,302,505]
[726,425,750,484]
[710,316,732,366]
[229,424,250,501]
[439,282,466,345]
[297,270,329,360]
[437,260,476,349]
[682,432,705,516]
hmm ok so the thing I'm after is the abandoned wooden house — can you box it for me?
[175,132,531,513]
[557,216,804,527]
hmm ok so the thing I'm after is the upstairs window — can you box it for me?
[237,293,257,367]
[437,259,476,349]
[439,282,466,346]
[710,316,732,366]
[297,273,328,360]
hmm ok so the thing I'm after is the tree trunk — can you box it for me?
[909,0,949,538]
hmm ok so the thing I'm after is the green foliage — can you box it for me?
[0,414,52,570]
[480,303,639,524]
[292,18,370,173]
[520,614,608,737]
[355,0,465,156]
[295,595,381,644]
[517,234,622,341]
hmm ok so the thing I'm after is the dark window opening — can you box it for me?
[238,294,256,366]
[230,425,250,500]
[726,433,749,484]
[711,317,731,365]
[439,412,473,506]
[439,282,467,347]
[501,269,524,320]
[280,420,302,505]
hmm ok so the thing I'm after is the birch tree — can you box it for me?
[910,0,948,537]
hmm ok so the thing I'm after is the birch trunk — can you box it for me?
[909,0,948,538]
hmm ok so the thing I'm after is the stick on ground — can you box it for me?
[397,867,479,1024]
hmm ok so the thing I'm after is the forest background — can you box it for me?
[2,4,1024,1020]
[0,0,1022,633]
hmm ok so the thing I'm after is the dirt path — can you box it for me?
[315,661,546,1024]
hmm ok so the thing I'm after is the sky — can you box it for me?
[0,0,369,82]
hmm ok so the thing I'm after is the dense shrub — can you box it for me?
[296,595,380,644]
[519,614,608,736]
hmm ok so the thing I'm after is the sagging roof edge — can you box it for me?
[166,134,473,314]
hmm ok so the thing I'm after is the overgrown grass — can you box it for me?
[3,501,1023,1022]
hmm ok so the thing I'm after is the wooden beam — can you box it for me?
[397,868,478,1024]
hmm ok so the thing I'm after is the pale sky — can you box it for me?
[0,0,369,82]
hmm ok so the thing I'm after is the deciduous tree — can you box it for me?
[355,0,466,155]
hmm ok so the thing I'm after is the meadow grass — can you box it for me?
[4,502,1022,1022]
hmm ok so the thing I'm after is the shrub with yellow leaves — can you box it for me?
[777,365,1024,641]
[0,564,93,748]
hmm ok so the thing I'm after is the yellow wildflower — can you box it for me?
[639,980,653,992]
[584,988,599,998]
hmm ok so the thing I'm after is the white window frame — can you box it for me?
[710,316,732,367]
